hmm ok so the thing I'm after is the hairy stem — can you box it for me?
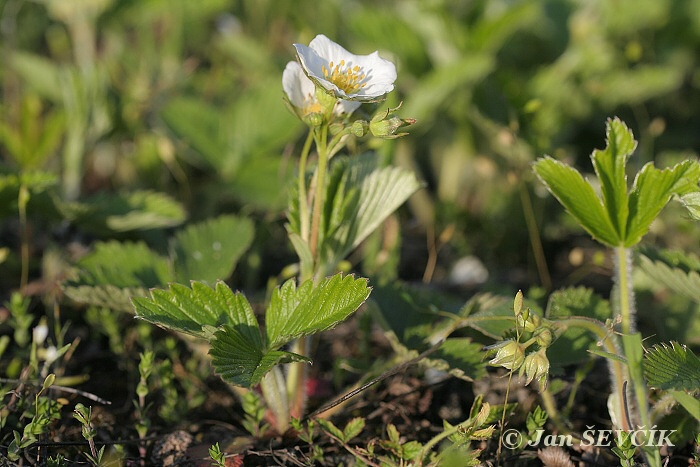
[309,124,329,263]
[614,245,636,334]
[288,124,330,420]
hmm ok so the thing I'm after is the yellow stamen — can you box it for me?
[321,59,367,94]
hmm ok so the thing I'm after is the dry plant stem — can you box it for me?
[305,341,443,421]
[554,317,630,432]
[0,377,111,404]
[519,182,552,290]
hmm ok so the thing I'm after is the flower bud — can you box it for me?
[517,309,541,333]
[369,104,415,139]
[350,120,369,137]
[520,349,550,389]
[489,340,525,371]
[534,328,553,348]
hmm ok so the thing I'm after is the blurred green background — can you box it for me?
[2,0,699,291]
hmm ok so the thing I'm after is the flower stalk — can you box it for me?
[281,33,409,425]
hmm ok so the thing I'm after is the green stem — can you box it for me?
[288,124,330,419]
[260,367,289,433]
[309,124,329,264]
[553,317,630,432]
[614,246,636,334]
[539,388,567,433]
[614,247,659,466]
[326,128,352,159]
[298,130,314,246]
[418,416,483,466]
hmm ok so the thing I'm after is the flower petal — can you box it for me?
[283,60,360,117]
[283,61,316,110]
[294,34,396,102]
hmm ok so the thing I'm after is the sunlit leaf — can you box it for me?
[626,160,700,246]
[590,117,636,238]
[534,117,700,248]
[133,281,260,342]
[265,274,371,349]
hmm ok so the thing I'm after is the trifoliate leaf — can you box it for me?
[132,281,260,342]
[171,215,254,283]
[210,325,309,387]
[534,117,700,248]
[265,274,371,349]
[644,341,700,391]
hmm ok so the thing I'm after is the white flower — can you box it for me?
[283,61,360,118]
[293,34,397,102]
[33,323,49,344]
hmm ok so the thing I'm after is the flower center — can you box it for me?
[322,60,367,94]
[302,94,323,115]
